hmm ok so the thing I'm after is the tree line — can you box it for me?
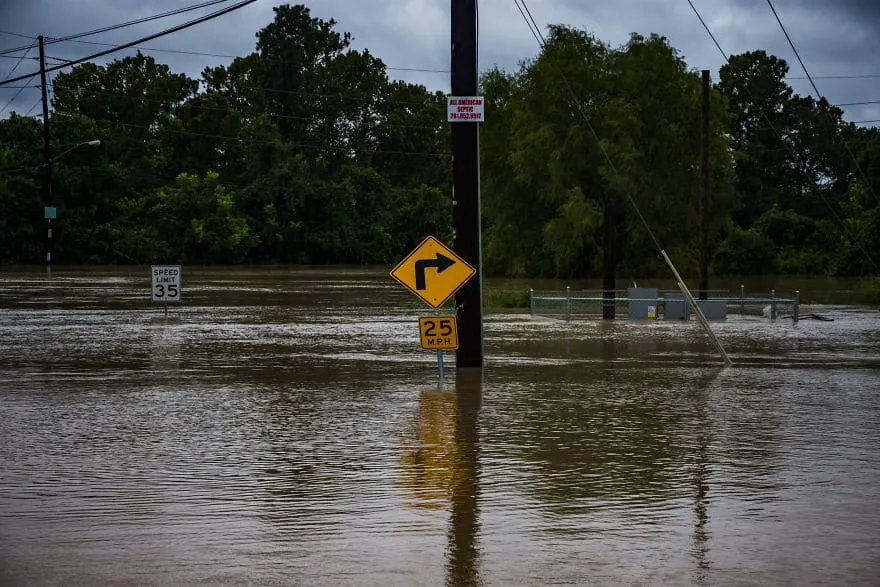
[1,4,878,277]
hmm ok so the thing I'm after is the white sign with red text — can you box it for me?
[447,96,484,122]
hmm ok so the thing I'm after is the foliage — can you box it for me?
[0,3,877,281]
[856,277,880,306]
[750,207,835,274]
[712,225,779,275]
[481,29,737,278]
[483,288,531,310]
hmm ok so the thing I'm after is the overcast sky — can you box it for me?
[1,0,878,125]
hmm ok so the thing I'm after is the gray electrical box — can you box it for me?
[664,292,689,320]
[698,299,727,321]
[628,288,658,320]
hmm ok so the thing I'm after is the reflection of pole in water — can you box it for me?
[692,429,710,584]
[446,369,481,587]
[691,370,719,584]
[397,371,482,584]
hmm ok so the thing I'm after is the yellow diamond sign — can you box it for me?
[390,236,475,309]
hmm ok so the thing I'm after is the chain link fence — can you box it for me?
[529,286,800,322]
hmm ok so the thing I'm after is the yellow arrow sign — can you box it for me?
[390,235,475,309]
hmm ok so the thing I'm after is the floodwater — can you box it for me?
[1,267,878,586]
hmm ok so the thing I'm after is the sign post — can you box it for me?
[151,265,182,318]
[391,236,473,379]
[418,315,459,383]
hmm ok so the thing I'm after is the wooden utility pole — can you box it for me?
[699,70,710,300]
[602,195,616,320]
[451,0,483,368]
[38,35,53,265]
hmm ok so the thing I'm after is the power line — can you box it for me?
[3,159,430,197]
[511,0,664,253]
[0,0,237,57]
[2,44,33,82]
[765,0,880,209]
[0,29,35,40]
[0,0,259,87]
[50,109,450,158]
[0,75,36,117]
[788,74,880,80]
[836,100,880,107]
[684,0,880,273]
[0,53,37,61]
[24,98,41,116]
[47,38,451,74]
[48,82,446,132]
[50,78,445,109]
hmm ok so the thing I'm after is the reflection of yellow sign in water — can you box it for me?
[418,316,459,350]
[399,389,457,509]
[390,236,475,308]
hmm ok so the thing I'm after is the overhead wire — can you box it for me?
[47,38,451,74]
[23,98,41,116]
[0,0,259,87]
[1,159,411,197]
[49,78,446,109]
[764,0,880,210]
[0,0,237,57]
[0,75,37,117]
[836,100,880,107]
[0,29,36,40]
[684,0,880,273]
[48,109,450,158]
[510,0,664,252]
[1,44,33,80]
[788,73,880,80]
[513,0,731,365]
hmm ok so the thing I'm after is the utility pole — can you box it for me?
[451,0,482,368]
[602,195,616,320]
[699,70,710,300]
[38,35,53,266]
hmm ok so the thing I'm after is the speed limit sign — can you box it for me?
[151,265,182,302]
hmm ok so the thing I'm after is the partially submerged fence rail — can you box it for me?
[530,285,800,323]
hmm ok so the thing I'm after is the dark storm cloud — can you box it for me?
[1,0,877,124]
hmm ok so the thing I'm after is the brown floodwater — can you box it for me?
[1,267,878,585]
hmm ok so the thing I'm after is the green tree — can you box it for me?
[480,28,735,278]
[0,114,42,263]
[718,50,795,227]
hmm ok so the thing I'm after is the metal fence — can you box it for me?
[529,286,801,322]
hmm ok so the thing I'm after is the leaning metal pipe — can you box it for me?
[660,250,732,367]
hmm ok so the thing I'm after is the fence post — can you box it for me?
[793,290,800,323]
[565,286,572,322]
[770,289,777,320]
[529,288,534,316]
[740,284,745,315]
